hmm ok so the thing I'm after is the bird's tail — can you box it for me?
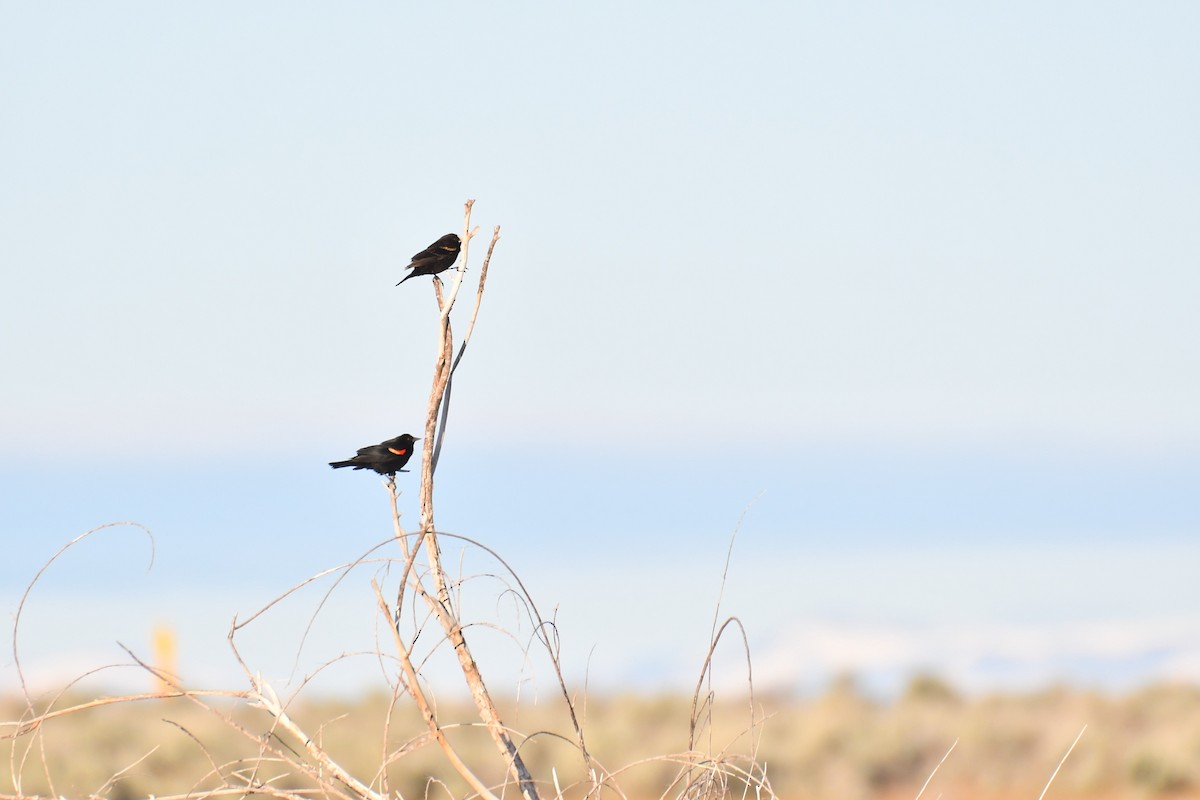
[396,271,416,286]
[328,460,356,469]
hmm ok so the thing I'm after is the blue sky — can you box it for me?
[2,3,1198,698]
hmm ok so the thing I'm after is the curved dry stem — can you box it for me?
[7,648,231,798]
[373,684,425,796]
[2,687,245,741]
[378,527,595,778]
[12,521,154,702]
[688,616,755,754]
[91,743,159,798]
[281,543,413,683]
[695,499,762,756]
[159,717,229,791]
[232,545,399,631]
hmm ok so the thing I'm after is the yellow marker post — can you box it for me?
[152,624,178,693]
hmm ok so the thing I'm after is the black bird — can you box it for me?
[397,233,461,285]
[329,434,420,476]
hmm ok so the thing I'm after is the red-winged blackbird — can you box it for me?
[329,434,420,476]
[396,233,461,285]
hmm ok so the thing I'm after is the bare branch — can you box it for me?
[371,581,500,800]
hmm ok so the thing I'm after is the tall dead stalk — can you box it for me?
[393,200,541,800]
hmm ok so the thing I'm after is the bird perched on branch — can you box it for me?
[329,434,420,476]
[396,233,461,285]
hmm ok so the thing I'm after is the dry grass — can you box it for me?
[3,679,1200,800]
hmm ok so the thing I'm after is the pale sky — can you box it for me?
[2,3,1198,697]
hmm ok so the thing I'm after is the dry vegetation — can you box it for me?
[3,680,1200,800]
[7,203,1197,800]
[4,204,778,800]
